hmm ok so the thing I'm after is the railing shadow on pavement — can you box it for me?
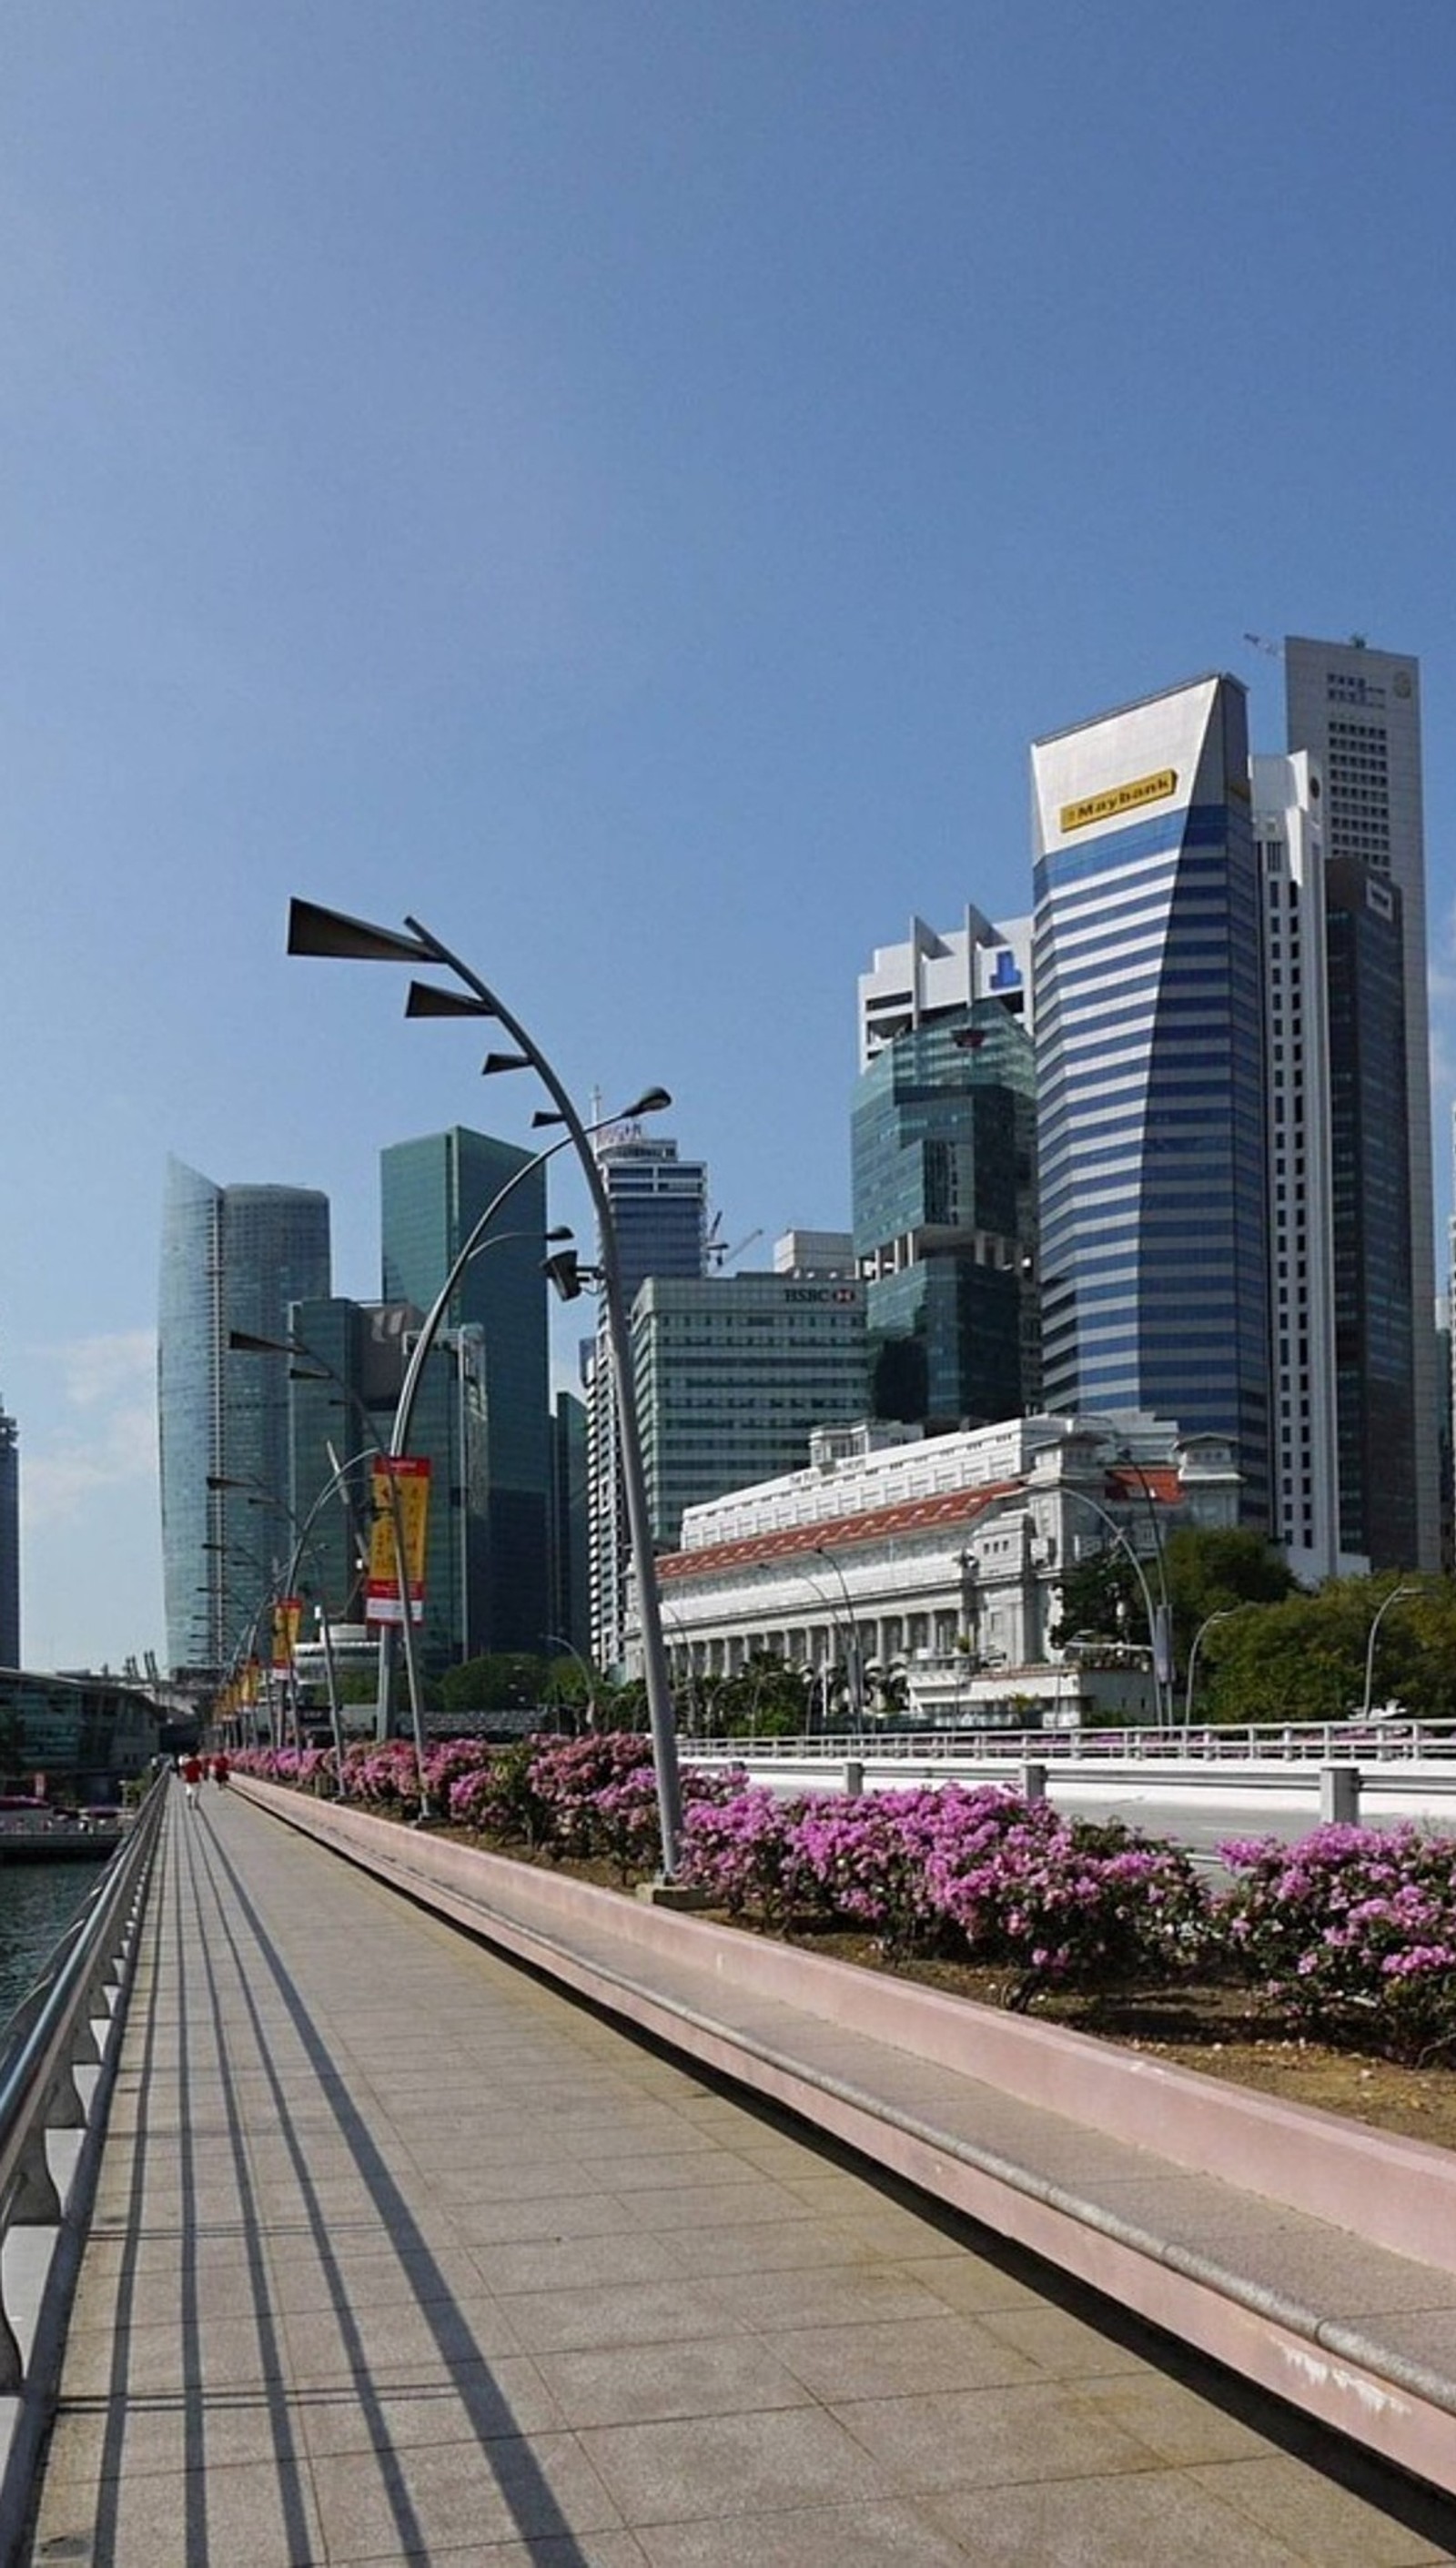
[0,1772,168,2565]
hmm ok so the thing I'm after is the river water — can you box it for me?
[0,1859,111,2030]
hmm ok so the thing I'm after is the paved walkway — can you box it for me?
[25,1788,1456,2565]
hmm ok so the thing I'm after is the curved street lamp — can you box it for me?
[811,1545,864,1728]
[286,894,686,1876]
[1058,1487,1167,1729]
[1182,1607,1239,1727]
[1361,1583,1420,1722]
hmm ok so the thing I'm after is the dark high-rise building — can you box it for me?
[379,1128,550,1660]
[1285,635,1438,1570]
[1324,859,1417,1567]
[852,996,1037,1431]
[548,1391,590,1663]
[158,1159,330,1679]
[0,1401,18,1669]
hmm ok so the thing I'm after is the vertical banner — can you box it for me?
[271,1597,302,1673]
[366,1455,430,1625]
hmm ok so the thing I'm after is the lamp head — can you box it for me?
[288,898,428,965]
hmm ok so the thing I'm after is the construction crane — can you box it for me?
[705,1223,764,1272]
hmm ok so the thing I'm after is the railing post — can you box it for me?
[1320,1764,1361,1826]
[844,1760,864,1797]
[1020,1762,1047,1805]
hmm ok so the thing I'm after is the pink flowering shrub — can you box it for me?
[1217,1824,1456,2063]
[678,1785,820,1926]
[929,1805,1205,2009]
[793,1786,985,1956]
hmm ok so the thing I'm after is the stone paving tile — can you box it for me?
[296,2352,566,2457]
[631,2501,976,2567]
[34,2452,325,2568]
[1187,2454,1456,2565]
[534,2331,819,2429]
[497,2276,755,2358]
[766,2310,1044,2402]
[827,2378,1164,2487]
[916,2465,1316,2564]
[308,2423,626,2558]
[579,2403,897,2525]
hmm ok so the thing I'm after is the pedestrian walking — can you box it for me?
[181,1754,203,1809]
[211,1753,230,1790]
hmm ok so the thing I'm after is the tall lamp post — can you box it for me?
[286,895,687,1877]
[1113,1451,1174,1728]
[812,1545,864,1729]
[1362,1583,1420,1722]
[227,1328,434,1810]
[209,1451,378,1789]
[1183,1608,1238,1727]
[1059,1488,1167,1729]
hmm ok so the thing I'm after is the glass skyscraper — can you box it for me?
[379,1127,550,1660]
[1031,675,1271,1526]
[588,1133,708,1669]
[851,998,1037,1431]
[158,1158,330,1679]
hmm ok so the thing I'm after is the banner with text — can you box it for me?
[365,1455,430,1625]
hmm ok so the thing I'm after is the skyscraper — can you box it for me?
[158,1159,330,1679]
[587,1131,707,1670]
[632,1270,868,1550]
[1285,635,1439,1570]
[1031,676,1271,1526]
[0,1401,17,1669]
[852,978,1037,1431]
[379,1128,550,1659]
[1251,753,1346,1582]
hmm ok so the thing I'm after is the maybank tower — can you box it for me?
[1031,675,1270,1527]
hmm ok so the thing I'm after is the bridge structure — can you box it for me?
[1,1774,1454,2563]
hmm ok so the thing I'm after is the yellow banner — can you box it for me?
[1060,767,1177,834]
[366,1457,430,1624]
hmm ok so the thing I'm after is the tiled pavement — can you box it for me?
[25,1789,1456,2565]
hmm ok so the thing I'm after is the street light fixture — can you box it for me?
[208,1455,378,1789]
[1058,1487,1167,1729]
[1182,1607,1239,1726]
[1361,1583,1420,1723]
[812,1546,864,1728]
[286,894,687,1877]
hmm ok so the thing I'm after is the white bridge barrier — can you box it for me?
[679,1721,1456,1839]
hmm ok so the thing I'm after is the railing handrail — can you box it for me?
[680,1716,1456,1767]
[0,1771,168,2391]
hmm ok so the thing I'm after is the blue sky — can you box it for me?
[5,0,1454,1671]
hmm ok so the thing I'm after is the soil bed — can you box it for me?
[435,1828,1456,2155]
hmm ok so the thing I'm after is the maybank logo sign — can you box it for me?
[1059,768,1178,834]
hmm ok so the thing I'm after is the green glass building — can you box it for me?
[852,1003,1038,1431]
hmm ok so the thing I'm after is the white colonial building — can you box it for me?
[632,1411,1240,1730]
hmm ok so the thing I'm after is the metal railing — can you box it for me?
[0,1772,167,2553]
[682,1717,1456,1768]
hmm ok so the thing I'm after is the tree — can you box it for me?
[1164,1527,1296,1669]
[1047,1546,1145,1653]
[440,1652,548,1714]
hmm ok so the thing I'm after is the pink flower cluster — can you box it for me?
[1217,1822,1456,2062]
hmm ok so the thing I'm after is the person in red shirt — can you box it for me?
[211,1754,230,1790]
[180,1754,203,1809]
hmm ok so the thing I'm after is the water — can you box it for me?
[0,1860,108,2029]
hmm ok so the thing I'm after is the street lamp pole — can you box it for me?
[812,1546,864,1728]
[1059,1487,1166,1728]
[1361,1583,1420,1722]
[286,895,686,1877]
[1182,1607,1238,1727]
[1114,1451,1174,1728]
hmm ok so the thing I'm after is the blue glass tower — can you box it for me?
[158,1159,330,1679]
[1031,676,1271,1525]
[379,1128,550,1661]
